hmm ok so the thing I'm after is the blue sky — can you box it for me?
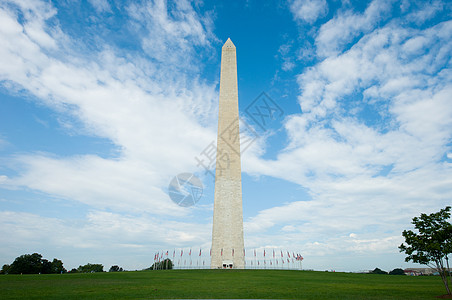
[0,0,451,272]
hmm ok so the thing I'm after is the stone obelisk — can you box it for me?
[211,38,245,269]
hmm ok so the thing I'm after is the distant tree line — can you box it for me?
[1,253,66,274]
[147,258,173,270]
[370,268,405,275]
[0,253,125,275]
[109,265,124,272]
[69,263,104,273]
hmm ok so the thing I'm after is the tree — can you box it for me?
[109,265,123,272]
[77,263,104,273]
[41,259,53,274]
[150,259,173,270]
[1,264,10,275]
[51,259,67,274]
[9,253,44,274]
[6,253,67,274]
[370,267,387,274]
[399,206,452,295]
[389,268,405,275]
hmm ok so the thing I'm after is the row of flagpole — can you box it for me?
[152,248,304,270]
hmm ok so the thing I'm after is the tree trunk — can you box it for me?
[437,260,451,295]
[446,256,452,295]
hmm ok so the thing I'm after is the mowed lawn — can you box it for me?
[0,269,446,299]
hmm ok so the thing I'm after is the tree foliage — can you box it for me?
[389,268,405,275]
[370,268,387,274]
[399,206,452,295]
[6,253,67,274]
[1,264,11,275]
[109,265,123,272]
[77,263,104,273]
[150,259,173,270]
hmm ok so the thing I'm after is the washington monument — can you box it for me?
[211,38,245,269]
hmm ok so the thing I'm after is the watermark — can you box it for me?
[168,173,203,207]
[168,92,284,206]
[245,92,284,130]
[195,92,284,180]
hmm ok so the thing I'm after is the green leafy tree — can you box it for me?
[9,253,43,274]
[150,259,173,270]
[77,263,104,273]
[51,259,67,274]
[370,267,387,274]
[6,254,66,274]
[389,268,405,275]
[109,265,123,272]
[399,206,452,295]
[1,264,10,275]
[41,259,53,274]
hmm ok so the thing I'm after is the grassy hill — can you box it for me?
[0,269,446,299]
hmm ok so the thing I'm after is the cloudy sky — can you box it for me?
[0,0,451,272]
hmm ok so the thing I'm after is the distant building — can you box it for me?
[404,268,451,276]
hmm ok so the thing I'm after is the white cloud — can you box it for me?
[290,0,328,24]
[0,0,218,215]
[405,0,444,25]
[127,0,215,68]
[315,0,393,57]
[242,2,452,265]
[88,0,111,13]
[0,210,211,269]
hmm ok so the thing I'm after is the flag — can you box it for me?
[254,249,256,257]
[189,249,191,256]
[173,250,175,257]
[166,251,168,256]
[281,250,283,258]
[273,249,275,258]
[221,248,223,256]
[181,249,183,257]
[199,249,202,256]
[264,249,266,257]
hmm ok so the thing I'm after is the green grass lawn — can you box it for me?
[0,269,447,299]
